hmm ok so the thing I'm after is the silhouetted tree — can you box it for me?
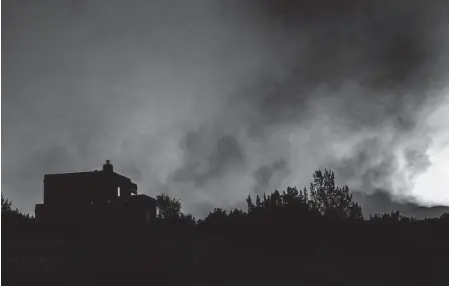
[281,186,298,207]
[1,193,31,219]
[2,193,34,241]
[229,208,245,218]
[246,194,255,212]
[369,210,412,224]
[308,169,363,219]
[2,193,13,213]
[204,208,229,227]
[179,213,197,225]
[256,194,262,208]
[156,194,182,220]
[269,190,282,207]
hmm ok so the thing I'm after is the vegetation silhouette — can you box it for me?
[2,169,449,286]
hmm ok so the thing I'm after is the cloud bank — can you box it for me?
[2,0,449,217]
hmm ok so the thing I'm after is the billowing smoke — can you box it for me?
[3,0,449,217]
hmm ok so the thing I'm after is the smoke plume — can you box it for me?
[3,0,449,217]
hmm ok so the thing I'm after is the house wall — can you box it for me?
[44,173,119,206]
[37,168,149,226]
[36,195,157,226]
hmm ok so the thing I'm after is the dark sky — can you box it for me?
[2,0,449,218]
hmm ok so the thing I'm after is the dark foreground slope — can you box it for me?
[2,218,449,286]
[3,170,449,286]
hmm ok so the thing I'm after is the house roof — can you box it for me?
[44,171,102,178]
[44,170,138,192]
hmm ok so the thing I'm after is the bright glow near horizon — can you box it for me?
[409,93,449,206]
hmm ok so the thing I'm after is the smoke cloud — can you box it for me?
[3,0,449,217]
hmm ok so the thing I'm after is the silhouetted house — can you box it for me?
[35,160,156,227]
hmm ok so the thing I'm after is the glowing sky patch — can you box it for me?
[410,93,449,205]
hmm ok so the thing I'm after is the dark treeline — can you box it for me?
[2,169,449,286]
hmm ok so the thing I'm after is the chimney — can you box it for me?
[103,160,113,173]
